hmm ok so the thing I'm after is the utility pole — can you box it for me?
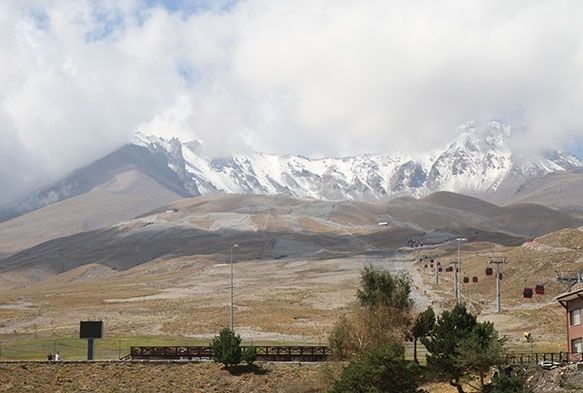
[455,238,467,304]
[451,259,460,302]
[556,270,583,291]
[489,258,507,313]
[432,255,440,285]
[230,243,239,332]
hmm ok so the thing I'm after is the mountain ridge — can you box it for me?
[132,121,581,204]
[1,121,581,226]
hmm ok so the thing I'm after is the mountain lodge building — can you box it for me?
[556,284,583,356]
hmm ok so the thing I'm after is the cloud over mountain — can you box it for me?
[1,0,583,203]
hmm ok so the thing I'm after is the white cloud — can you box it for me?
[1,0,583,202]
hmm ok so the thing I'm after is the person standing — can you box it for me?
[54,352,60,362]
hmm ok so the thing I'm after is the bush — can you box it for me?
[486,370,532,393]
[328,266,415,359]
[329,314,355,360]
[243,345,257,365]
[357,265,413,310]
[211,327,242,367]
[329,341,418,393]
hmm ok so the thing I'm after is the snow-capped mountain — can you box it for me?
[132,121,582,203]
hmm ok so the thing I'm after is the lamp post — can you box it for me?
[230,243,239,331]
[456,237,467,304]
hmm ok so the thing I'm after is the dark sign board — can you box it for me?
[80,320,103,339]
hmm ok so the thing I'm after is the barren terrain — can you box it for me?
[0,193,580,361]
[0,361,339,393]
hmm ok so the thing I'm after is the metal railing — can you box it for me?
[505,352,583,365]
[129,345,329,362]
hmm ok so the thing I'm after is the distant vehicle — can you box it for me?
[539,360,566,370]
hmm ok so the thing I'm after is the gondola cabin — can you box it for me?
[472,276,478,283]
[485,267,493,276]
[463,277,469,284]
[535,285,545,295]
[523,287,533,299]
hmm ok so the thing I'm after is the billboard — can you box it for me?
[80,320,103,339]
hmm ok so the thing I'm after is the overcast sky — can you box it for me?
[1,0,583,202]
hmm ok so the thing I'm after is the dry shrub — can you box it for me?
[329,304,412,359]
[283,363,344,393]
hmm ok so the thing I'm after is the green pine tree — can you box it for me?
[421,303,477,393]
[211,327,242,367]
[411,306,435,364]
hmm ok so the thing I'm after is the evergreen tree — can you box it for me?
[243,345,257,365]
[421,303,477,393]
[329,341,418,393]
[211,327,242,367]
[411,306,435,364]
[456,321,506,388]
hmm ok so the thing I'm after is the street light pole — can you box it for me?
[230,243,239,331]
[456,238,467,304]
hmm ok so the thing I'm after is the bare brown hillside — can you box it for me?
[511,167,583,211]
[0,169,183,254]
[416,227,583,348]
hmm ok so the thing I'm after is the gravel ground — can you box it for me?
[528,364,583,392]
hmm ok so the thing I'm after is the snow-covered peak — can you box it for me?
[129,124,581,203]
[451,121,512,153]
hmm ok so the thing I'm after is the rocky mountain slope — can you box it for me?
[131,121,581,204]
[2,193,581,285]
[511,166,583,210]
